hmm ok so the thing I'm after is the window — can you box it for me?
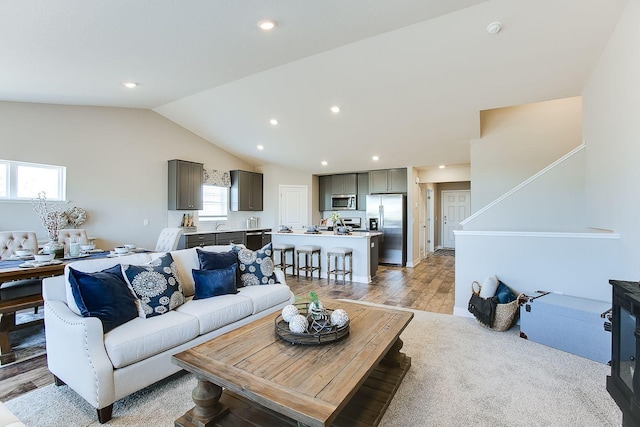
[199,185,228,220]
[0,159,66,201]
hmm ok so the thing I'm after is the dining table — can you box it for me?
[0,249,148,364]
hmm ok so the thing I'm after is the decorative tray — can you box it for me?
[275,303,350,346]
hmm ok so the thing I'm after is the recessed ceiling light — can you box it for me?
[321,161,328,166]
[257,145,264,150]
[439,165,446,169]
[330,105,341,113]
[257,20,276,31]
[269,119,279,126]
[486,21,502,35]
[123,82,138,89]
[372,156,379,161]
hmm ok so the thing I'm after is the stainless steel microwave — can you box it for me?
[331,194,357,210]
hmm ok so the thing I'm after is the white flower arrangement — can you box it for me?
[32,192,68,240]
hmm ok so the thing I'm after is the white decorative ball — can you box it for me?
[330,309,349,327]
[281,304,299,323]
[289,314,308,333]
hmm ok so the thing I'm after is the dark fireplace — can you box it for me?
[608,280,640,427]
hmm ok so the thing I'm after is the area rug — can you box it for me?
[0,308,46,366]
[433,248,455,257]
[5,303,621,427]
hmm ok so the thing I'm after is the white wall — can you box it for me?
[470,97,583,212]
[583,0,640,280]
[257,164,314,229]
[454,2,640,315]
[418,164,470,183]
[463,147,587,231]
[454,231,622,317]
[0,101,255,249]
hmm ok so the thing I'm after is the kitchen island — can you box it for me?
[271,230,381,283]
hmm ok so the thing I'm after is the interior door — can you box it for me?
[441,190,470,249]
[279,185,308,229]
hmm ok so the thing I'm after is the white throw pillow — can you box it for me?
[479,275,499,298]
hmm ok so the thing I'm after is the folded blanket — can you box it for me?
[468,293,498,327]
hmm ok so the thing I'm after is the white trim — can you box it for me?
[454,307,474,318]
[461,143,585,227]
[454,230,620,239]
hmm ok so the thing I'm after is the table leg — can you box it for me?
[381,337,408,368]
[0,312,16,364]
[175,376,229,427]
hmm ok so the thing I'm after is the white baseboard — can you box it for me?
[453,306,474,318]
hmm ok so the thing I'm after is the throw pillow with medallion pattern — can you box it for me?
[122,252,185,318]
[232,242,279,286]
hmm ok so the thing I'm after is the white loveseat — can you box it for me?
[42,245,294,423]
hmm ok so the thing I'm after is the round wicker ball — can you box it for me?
[330,309,349,327]
[289,314,308,333]
[281,304,299,323]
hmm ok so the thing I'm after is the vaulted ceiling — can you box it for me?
[0,0,627,174]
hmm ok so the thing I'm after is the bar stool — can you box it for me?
[296,245,321,279]
[327,247,353,284]
[273,243,295,276]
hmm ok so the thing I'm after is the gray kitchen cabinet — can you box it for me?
[331,173,357,195]
[230,170,263,211]
[168,159,203,210]
[216,231,245,245]
[369,168,407,193]
[177,233,216,249]
[357,172,368,210]
[318,175,332,211]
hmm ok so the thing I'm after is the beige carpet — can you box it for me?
[5,302,621,426]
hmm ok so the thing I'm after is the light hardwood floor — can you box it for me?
[0,253,454,402]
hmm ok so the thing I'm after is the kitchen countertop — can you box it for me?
[270,230,382,238]
[182,228,271,236]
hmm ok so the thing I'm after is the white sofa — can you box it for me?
[42,245,294,423]
[0,401,25,427]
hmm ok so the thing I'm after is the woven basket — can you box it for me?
[471,281,522,332]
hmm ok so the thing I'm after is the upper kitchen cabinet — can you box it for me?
[369,168,407,193]
[230,170,263,211]
[318,175,332,211]
[332,173,357,195]
[168,159,203,210]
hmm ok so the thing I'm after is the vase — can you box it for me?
[43,240,64,259]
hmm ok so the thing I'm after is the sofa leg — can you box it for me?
[97,405,113,424]
[53,375,66,386]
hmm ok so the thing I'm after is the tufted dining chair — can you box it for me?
[0,231,39,260]
[0,231,42,305]
[57,229,89,255]
[154,228,184,252]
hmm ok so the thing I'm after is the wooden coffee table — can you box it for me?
[172,299,413,427]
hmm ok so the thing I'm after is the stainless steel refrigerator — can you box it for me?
[366,194,407,266]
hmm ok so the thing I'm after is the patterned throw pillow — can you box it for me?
[232,242,278,286]
[122,252,185,318]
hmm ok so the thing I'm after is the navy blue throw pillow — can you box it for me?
[496,280,517,304]
[192,264,238,300]
[68,265,138,333]
[196,248,238,271]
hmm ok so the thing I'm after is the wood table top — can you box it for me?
[172,299,413,427]
[0,262,65,286]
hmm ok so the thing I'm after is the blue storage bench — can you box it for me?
[520,292,611,364]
